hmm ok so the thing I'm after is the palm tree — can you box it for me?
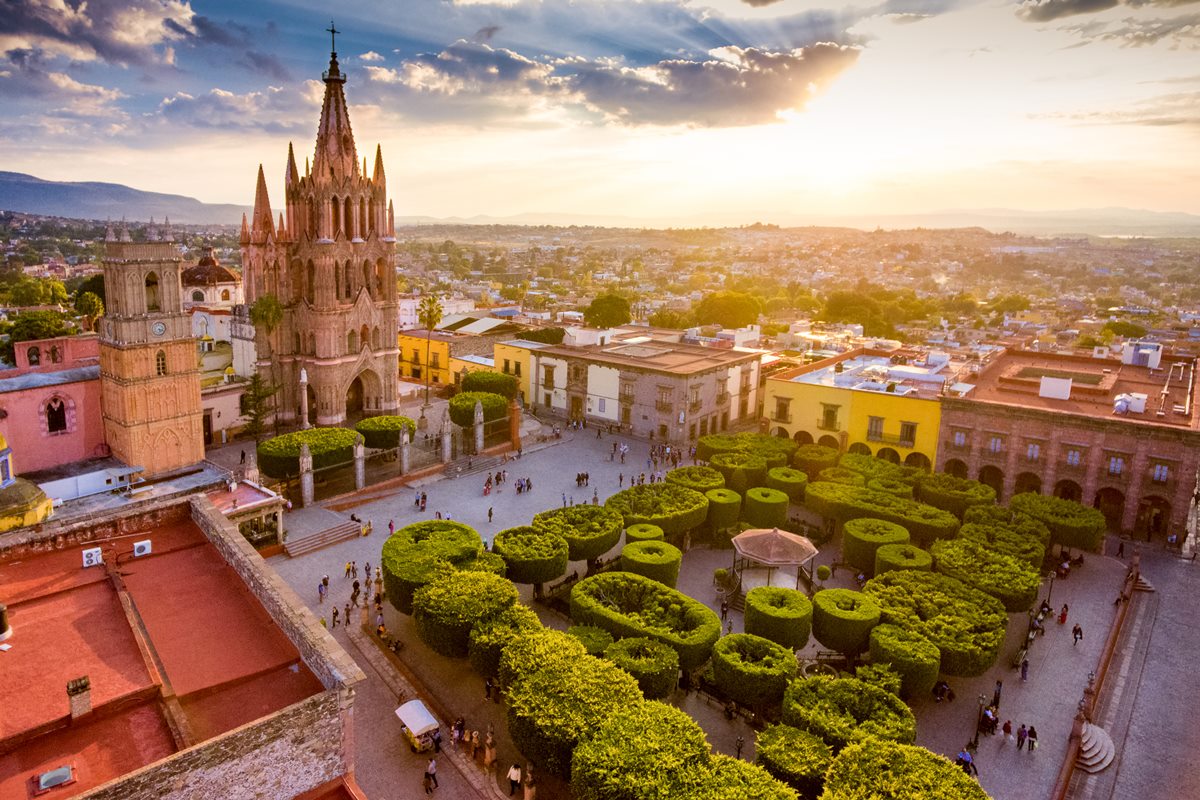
[417,294,443,429]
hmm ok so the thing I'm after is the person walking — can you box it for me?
[1027,726,1039,752]
[1016,723,1028,751]
[992,679,1002,709]
[735,735,744,759]
[1073,624,1084,645]
[720,599,729,621]
[507,763,522,796]
[488,506,494,523]
[1020,658,1030,681]
[345,561,352,579]
[1001,719,1013,743]
[423,773,434,795]
[344,602,351,627]
[331,606,340,629]
[426,757,438,789]
[1116,539,1125,558]
[317,581,326,604]
[485,678,494,701]
[432,728,442,753]
[1058,604,1069,625]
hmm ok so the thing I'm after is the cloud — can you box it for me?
[1060,12,1200,45]
[1017,0,1198,21]
[0,0,195,65]
[0,48,125,111]
[474,25,501,42]
[155,85,316,133]
[741,0,786,7]
[239,50,291,81]
[360,50,385,62]
[1038,90,1200,126]
[366,40,555,94]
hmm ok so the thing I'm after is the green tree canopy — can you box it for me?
[1102,320,1147,339]
[74,291,104,330]
[694,291,761,328]
[648,308,694,329]
[584,293,632,327]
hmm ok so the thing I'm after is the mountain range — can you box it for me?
[3,171,1199,236]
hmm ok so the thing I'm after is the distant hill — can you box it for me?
[0,172,251,225]
[814,207,1200,238]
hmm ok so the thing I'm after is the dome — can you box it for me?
[182,247,240,286]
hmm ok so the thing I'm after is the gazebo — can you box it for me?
[731,527,820,591]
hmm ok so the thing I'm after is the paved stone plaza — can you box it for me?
[210,420,1200,800]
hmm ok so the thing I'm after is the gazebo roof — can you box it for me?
[732,527,819,567]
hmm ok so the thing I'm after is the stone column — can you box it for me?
[441,416,452,464]
[299,367,311,430]
[509,398,522,452]
[353,437,365,491]
[300,442,314,507]
[473,400,485,455]
[400,428,411,475]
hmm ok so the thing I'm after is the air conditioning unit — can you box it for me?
[132,540,152,558]
[82,548,102,568]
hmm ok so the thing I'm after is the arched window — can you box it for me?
[155,350,167,376]
[221,289,230,301]
[331,196,340,237]
[362,261,372,298]
[308,333,316,355]
[307,197,317,237]
[145,272,160,312]
[375,260,385,297]
[361,324,370,351]
[46,397,67,433]
[50,345,61,363]
[306,261,316,304]
[192,290,205,302]
[368,199,376,234]
[27,346,40,366]
[334,262,342,301]
[344,260,352,297]
[347,330,357,353]
[359,198,367,237]
[294,332,301,353]
[344,197,354,239]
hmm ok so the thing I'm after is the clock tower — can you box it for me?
[99,223,204,476]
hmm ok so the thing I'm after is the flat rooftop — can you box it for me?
[772,352,948,400]
[539,339,758,374]
[0,515,324,798]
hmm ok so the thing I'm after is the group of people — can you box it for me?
[317,564,387,636]
[574,472,591,487]
[483,470,509,496]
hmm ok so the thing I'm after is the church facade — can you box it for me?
[241,44,399,426]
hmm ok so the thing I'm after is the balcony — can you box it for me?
[655,400,674,413]
[816,418,840,432]
[946,439,971,452]
[689,399,703,413]
[715,393,730,407]
[771,412,792,424]
[867,431,915,448]
[619,394,635,406]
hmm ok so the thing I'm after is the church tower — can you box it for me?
[242,33,399,426]
[99,223,205,475]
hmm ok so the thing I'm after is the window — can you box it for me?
[412,349,421,364]
[221,289,231,301]
[952,430,967,448]
[514,362,522,377]
[1108,456,1125,476]
[1151,463,1170,483]
[26,346,40,366]
[542,365,555,389]
[348,330,357,352]
[620,382,635,402]
[155,350,167,376]
[820,404,839,430]
[1026,442,1041,461]
[432,353,440,368]
[46,397,67,433]
[656,386,673,411]
[1066,448,1082,466]
[544,392,552,407]
[192,290,205,302]
[598,398,606,413]
[773,397,791,422]
[503,359,511,374]
[867,416,884,439]
[145,272,160,311]
[988,435,1004,454]
[899,422,917,446]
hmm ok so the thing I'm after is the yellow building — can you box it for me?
[398,330,453,387]
[761,348,942,470]
[493,339,554,405]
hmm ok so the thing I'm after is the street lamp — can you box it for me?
[970,694,987,749]
[1045,570,1056,605]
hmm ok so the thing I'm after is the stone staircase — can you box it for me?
[284,520,362,557]
[1133,574,1156,593]
[445,454,505,480]
[1077,722,1116,773]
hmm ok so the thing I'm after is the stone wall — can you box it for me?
[0,496,192,561]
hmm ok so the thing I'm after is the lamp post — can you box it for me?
[970,694,987,749]
[1045,570,1056,605]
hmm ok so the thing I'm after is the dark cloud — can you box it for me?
[1060,12,1200,45]
[1017,0,1199,21]
[741,0,786,7]
[239,50,292,81]
[0,0,192,65]
[474,25,501,42]
[166,15,253,48]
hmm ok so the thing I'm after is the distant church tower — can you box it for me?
[99,223,205,476]
[241,32,399,426]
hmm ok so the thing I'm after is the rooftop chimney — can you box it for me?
[67,676,91,719]
[0,602,11,642]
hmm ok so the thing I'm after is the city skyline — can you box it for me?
[2,0,1198,224]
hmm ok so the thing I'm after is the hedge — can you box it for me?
[767,467,808,503]
[705,488,742,533]
[1010,492,1107,552]
[815,467,866,487]
[874,543,932,576]
[460,550,507,577]
[793,444,840,481]
[931,538,1041,611]
[492,525,569,588]
[862,570,1007,677]
[448,391,508,427]
[621,540,683,588]
[866,477,913,499]
[696,433,746,462]
[570,572,721,671]
[959,521,1047,569]
[697,432,797,467]
[711,451,768,493]
[811,589,881,656]
[506,655,642,778]
[743,487,790,529]
[498,627,589,689]
[843,518,909,576]
[838,453,907,483]
[964,506,1052,545]
[603,637,680,700]
[665,465,725,493]
[688,754,799,800]
[756,724,833,800]
[626,523,665,543]
[782,675,916,752]
[605,483,710,537]
[381,520,483,614]
[803,482,959,546]
[854,663,903,696]
[567,625,615,656]
[461,369,518,400]
[819,738,991,800]
[533,505,624,564]
[915,472,997,518]
[353,415,417,449]
[412,570,519,657]
[868,624,941,700]
[572,700,709,800]
[467,603,543,679]
[256,427,359,478]
[744,587,813,651]
[712,633,799,709]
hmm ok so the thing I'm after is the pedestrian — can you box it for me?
[331,607,340,628]
[423,773,434,795]
[485,677,494,701]
[1116,539,1124,558]
[1016,724,1028,750]
[389,519,395,535]
[720,599,729,621]
[1002,719,1013,743]
[351,561,358,579]
[507,763,522,796]
[344,602,350,626]
[345,561,352,578]
[432,728,442,753]
[1058,604,1069,625]
[240,449,246,464]
[318,581,326,604]
[470,730,480,760]
[1020,658,1029,681]
[735,735,744,759]
[993,679,1002,709]
[1027,726,1039,752]
[488,506,494,523]
[1073,623,1083,645]
[426,757,438,789]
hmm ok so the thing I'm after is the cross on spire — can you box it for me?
[326,21,339,55]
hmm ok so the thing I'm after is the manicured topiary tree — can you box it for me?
[691,753,799,800]
[767,466,808,503]
[820,738,991,800]
[381,520,484,614]
[756,723,833,800]
[803,483,959,546]
[353,415,417,449]
[712,633,799,709]
[915,472,997,518]
[460,550,507,577]
[697,432,796,468]
[793,444,839,481]
[625,523,665,543]
[602,637,680,699]
[413,569,519,657]
[816,467,867,487]
[567,625,615,656]
[533,505,624,573]
[498,627,588,689]
[958,521,1046,569]
[257,427,359,479]
[873,543,932,576]
[868,623,940,700]
[605,483,710,538]
[448,391,507,427]
[838,453,907,483]
[492,525,569,597]
[931,538,1041,611]
[506,655,641,777]
[696,432,745,462]
[744,587,813,651]
[866,477,913,499]
[666,465,725,493]
[743,486,789,528]
[782,675,917,752]
[468,603,543,679]
[620,540,683,588]
[711,451,769,493]
[842,518,910,576]
[571,572,721,671]
[461,369,518,399]
[854,663,903,696]
[863,570,1007,677]
[811,589,881,657]
[705,488,742,535]
[1010,492,1106,552]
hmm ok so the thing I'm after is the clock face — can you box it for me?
[152,322,167,337]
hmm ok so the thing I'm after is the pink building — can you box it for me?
[0,334,106,474]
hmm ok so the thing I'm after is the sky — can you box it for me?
[1,0,1198,225]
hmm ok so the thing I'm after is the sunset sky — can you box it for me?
[2,0,1198,224]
